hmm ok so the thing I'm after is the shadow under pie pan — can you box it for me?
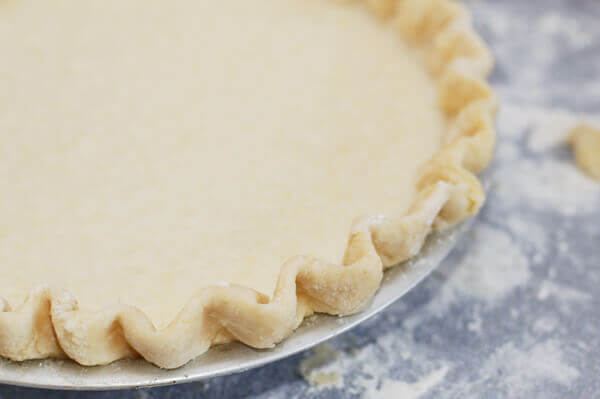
[0,181,486,390]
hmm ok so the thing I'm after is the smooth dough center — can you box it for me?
[0,0,444,327]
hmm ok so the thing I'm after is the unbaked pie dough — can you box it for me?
[0,0,496,368]
[569,124,600,181]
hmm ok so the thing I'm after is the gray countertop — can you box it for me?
[1,0,599,397]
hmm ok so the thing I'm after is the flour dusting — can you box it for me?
[449,226,530,300]
[498,158,600,215]
[537,280,591,303]
[298,344,343,388]
[533,316,559,334]
[438,225,529,304]
[537,11,593,48]
[479,340,579,396]
[503,104,600,153]
[299,332,451,397]
[505,216,548,258]
[526,108,595,152]
[495,105,600,215]
[403,224,530,331]
[361,366,448,399]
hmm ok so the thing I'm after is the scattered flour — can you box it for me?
[526,109,593,153]
[466,311,483,334]
[404,225,530,330]
[360,366,448,399]
[302,370,341,388]
[533,316,559,334]
[300,339,580,397]
[501,158,600,215]
[537,11,593,48]
[298,344,343,388]
[495,141,520,163]
[537,280,592,303]
[439,225,530,303]
[299,333,451,398]
[494,105,600,215]
[505,216,548,258]
[484,13,509,37]
[494,103,595,151]
[494,105,531,141]
[502,104,600,153]
[454,227,530,300]
[479,340,579,396]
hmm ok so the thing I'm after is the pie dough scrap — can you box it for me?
[0,0,496,369]
[569,124,600,181]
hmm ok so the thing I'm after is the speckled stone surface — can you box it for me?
[1,0,599,397]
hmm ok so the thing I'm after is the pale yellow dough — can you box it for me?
[0,0,496,368]
[569,124,600,181]
[0,0,443,328]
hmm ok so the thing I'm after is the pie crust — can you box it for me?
[0,0,496,368]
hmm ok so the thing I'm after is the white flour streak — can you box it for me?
[479,340,579,396]
[505,216,548,256]
[499,104,599,152]
[527,110,583,152]
[467,312,483,334]
[537,280,592,303]
[299,332,451,397]
[537,11,593,47]
[494,105,600,215]
[520,106,600,153]
[361,366,448,399]
[497,158,600,215]
[404,225,530,330]
[442,225,530,302]
[496,104,536,141]
[533,316,559,334]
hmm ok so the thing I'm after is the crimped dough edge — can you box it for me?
[0,0,497,369]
